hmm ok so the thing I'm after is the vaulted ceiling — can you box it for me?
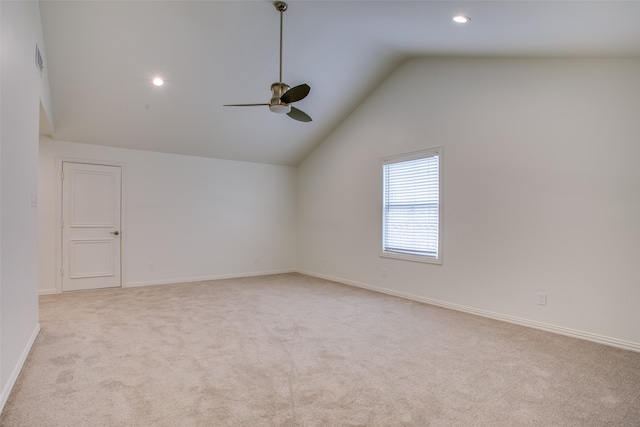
[40,1,640,166]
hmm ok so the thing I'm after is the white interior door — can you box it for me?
[61,162,122,291]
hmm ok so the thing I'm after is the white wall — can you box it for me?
[39,138,298,292]
[1,0,52,408]
[298,57,640,350]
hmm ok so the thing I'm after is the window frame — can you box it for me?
[380,147,443,265]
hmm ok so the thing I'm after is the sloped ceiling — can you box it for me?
[40,1,640,166]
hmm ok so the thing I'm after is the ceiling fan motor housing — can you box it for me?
[269,82,292,114]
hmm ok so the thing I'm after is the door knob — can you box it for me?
[110,231,120,236]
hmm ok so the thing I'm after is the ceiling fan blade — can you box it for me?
[223,103,269,107]
[287,107,312,122]
[280,84,310,104]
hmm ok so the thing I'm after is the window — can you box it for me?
[382,148,441,264]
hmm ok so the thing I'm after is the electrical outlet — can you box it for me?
[381,268,387,278]
[253,257,259,265]
[148,263,155,271]
[537,292,547,306]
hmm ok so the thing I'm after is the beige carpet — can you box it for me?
[1,273,639,426]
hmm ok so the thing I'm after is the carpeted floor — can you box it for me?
[1,273,639,426]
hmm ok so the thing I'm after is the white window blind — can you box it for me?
[382,149,440,262]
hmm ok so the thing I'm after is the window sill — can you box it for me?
[380,251,441,265]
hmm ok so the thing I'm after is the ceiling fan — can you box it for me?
[224,1,312,122]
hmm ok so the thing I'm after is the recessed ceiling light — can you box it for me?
[152,77,164,86]
[453,15,470,24]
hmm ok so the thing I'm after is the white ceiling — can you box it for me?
[40,1,640,166]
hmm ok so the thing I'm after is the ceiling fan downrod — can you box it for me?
[274,1,287,84]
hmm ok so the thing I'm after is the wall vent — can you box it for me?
[35,44,44,76]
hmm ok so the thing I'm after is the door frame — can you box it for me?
[55,157,127,293]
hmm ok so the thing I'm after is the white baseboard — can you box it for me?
[298,269,640,353]
[38,289,56,295]
[125,268,297,288]
[0,323,41,413]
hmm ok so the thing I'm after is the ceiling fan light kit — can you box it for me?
[224,1,312,122]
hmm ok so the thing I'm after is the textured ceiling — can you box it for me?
[40,1,640,166]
